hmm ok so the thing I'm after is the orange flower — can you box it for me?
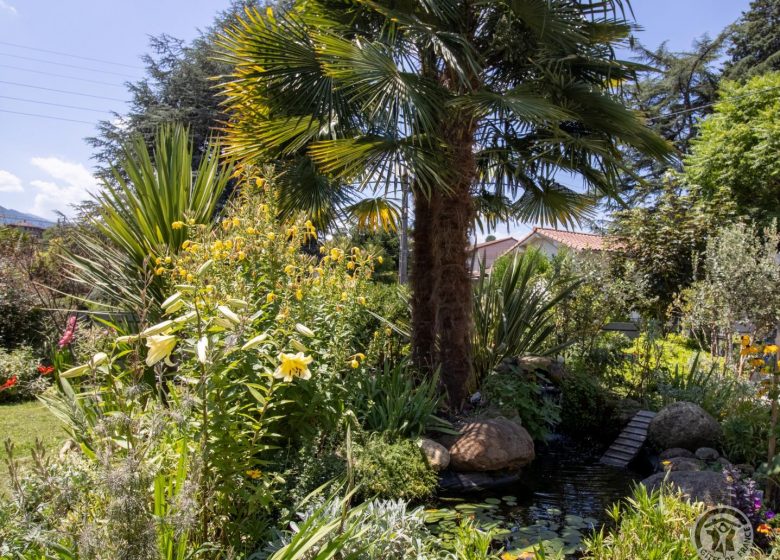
[758,523,772,535]
[0,376,18,391]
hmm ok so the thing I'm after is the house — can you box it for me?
[505,227,612,259]
[468,236,518,277]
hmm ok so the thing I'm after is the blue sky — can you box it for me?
[0,0,752,221]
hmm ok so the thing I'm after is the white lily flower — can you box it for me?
[295,323,315,338]
[141,320,174,337]
[145,334,177,366]
[197,336,208,364]
[242,333,268,350]
[217,305,240,325]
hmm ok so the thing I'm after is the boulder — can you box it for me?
[641,471,730,505]
[665,457,704,472]
[717,457,732,467]
[419,438,450,471]
[695,447,720,462]
[648,402,722,451]
[660,448,696,460]
[449,417,535,472]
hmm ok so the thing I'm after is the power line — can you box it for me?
[0,40,144,70]
[0,95,113,114]
[646,84,780,121]
[0,80,127,102]
[0,52,138,79]
[0,64,126,88]
[0,108,94,125]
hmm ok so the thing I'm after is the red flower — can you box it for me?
[37,364,54,375]
[0,376,18,391]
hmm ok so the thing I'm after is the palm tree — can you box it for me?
[216,0,671,407]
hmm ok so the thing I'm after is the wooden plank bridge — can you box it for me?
[600,410,656,468]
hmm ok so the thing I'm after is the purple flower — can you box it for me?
[767,511,776,520]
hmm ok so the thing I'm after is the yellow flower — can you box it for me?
[295,289,303,301]
[267,232,276,241]
[246,227,256,235]
[232,217,241,227]
[171,221,185,230]
[350,359,360,369]
[246,469,262,480]
[330,248,343,261]
[164,256,172,264]
[751,358,766,368]
[266,292,276,304]
[765,344,779,354]
[274,352,313,382]
[182,240,192,249]
[377,256,384,265]
[741,335,751,347]
[221,219,231,230]
[341,292,348,301]
[347,261,355,270]
[145,334,177,366]
[319,246,327,254]
[238,251,246,261]
[155,267,165,276]
[284,264,296,275]
[155,257,163,265]
[357,296,366,305]
[758,524,772,535]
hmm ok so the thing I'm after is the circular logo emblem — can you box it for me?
[691,505,753,560]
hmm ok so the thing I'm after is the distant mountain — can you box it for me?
[0,206,55,229]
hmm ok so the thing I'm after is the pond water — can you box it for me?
[428,434,648,557]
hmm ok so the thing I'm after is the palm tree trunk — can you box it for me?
[436,119,476,409]
[411,188,439,373]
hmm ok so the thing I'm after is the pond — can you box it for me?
[427,434,648,557]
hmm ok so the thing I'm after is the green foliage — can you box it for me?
[611,176,721,319]
[0,346,50,403]
[351,360,445,439]
[726,0,780,81]
[260,491,432,560]
[481,367,561,441]
[722,398,774,465]
[65,125,231,319]
[353,434,438,502]
[559,369,614,437]
[581,484,704,559]
[686,73,780,226]
[677,221,780,351]
[657,354,748,421]
[472,250,577,386]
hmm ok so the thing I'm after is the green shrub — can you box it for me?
[581,484,703,559]
[353,434,437,501]
[472,250,577,387]
[0,346,50,403]
[480,366,561,440]
[351,360,444,438]
[722,398,773,465]
[559,369,614,437]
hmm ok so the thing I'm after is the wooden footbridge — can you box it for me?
[600,410,656,468]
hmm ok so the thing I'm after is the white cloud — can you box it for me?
[0,0,17,15]
[0,170,23,193]
[28,157,98,219]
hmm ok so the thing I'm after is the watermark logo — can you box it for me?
[691,505,753,560]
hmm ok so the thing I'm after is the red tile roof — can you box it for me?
[470,236,518,251]
[508,227,613,252]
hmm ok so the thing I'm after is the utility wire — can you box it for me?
[0,95,113,114]
[0,40,144,70]
[0,108,94,124]
[0,52,138,79]
[0,80,127,102]
[0,64,126,88]
[646,84,780,121]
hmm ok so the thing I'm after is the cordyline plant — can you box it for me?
[216,0,671,407]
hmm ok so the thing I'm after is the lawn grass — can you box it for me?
[0,400,65,495]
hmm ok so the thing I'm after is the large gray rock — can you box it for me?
[665,457,705,472]
[641,471,730,505]
[449,417,535,472]
[418,438,450,471]
[660,448,696,460]
[695,447,720,462]
[648,402,722,451]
